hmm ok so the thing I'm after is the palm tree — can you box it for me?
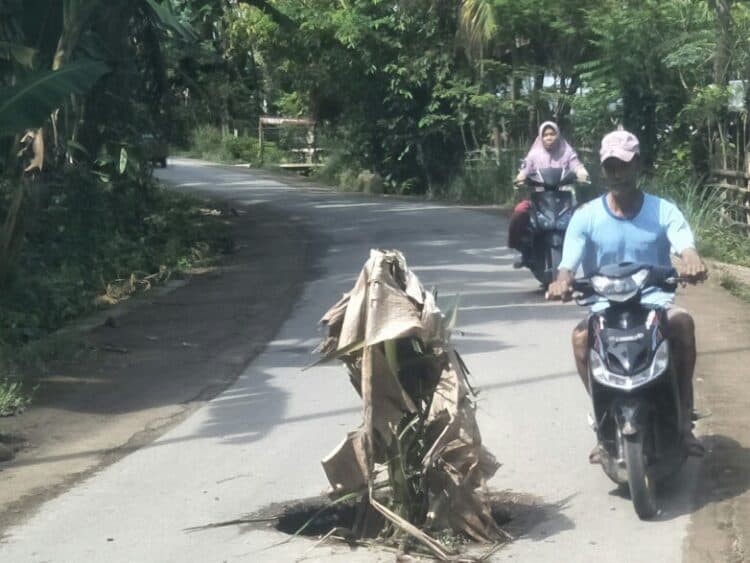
[458,0,497,79]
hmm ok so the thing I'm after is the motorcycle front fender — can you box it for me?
[545,231,565,248]
[614,399,652,437]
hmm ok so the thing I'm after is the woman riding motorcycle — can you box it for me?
[508,121,589,267]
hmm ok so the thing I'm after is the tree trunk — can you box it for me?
[492,125,501,165]
[0,175,27,283]
[709,0,733,85]
[416,141,433,194]
[529,70,544,138]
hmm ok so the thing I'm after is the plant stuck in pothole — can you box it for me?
[305,249,509,560]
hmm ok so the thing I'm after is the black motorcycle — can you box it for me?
[522,167,578,287]
[573,263,689,519]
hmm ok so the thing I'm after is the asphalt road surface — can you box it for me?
[0,159,699,562]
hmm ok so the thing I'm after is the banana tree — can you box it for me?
[0,0,195,280]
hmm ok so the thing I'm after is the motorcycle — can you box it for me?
[521,167,578,287]
[572,263,689,519]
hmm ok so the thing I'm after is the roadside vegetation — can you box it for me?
[0,2,234,409]
[5,2,750,408]
[719,271,750,302]
[163,0,750,264]
[176,124,284,166]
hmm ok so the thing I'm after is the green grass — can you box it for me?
[433,159,516,204]
[719,271,750,303]
[649,174,750,268]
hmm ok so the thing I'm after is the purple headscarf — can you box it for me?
[519,121,581,175]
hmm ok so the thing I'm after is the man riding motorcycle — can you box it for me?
[546,129,707,457]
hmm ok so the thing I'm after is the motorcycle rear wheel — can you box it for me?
[623,432,658,519]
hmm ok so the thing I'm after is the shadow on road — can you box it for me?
[603,434,750,522]
[502,492,577,541]
[685,434,750,513]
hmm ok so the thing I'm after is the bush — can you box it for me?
[189,124,224,158]
[337,168,360,191]
[0,377,33,416]
[0,167,233,352]
[184,125,283,166]
[648,171,750,267]
[314,150,352,184]
[432,156,515,204]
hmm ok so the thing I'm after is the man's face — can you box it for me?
[602,157,639,195]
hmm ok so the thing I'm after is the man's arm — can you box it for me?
[663,201,708,282]
[546,208,588,300]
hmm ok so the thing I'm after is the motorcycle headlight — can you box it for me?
[589,340,670,390]
[590,268,649,302]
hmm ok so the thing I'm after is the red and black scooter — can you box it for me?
[521,167,577,287]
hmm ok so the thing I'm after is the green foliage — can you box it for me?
[570,82,622,148]
[184,124,282,165]
[313,150,359,190]
[434,156,516,205]
[0,169,232,348]
[719,272,750,303]
[0,58,109,135]
[647,170,750,267]
[0,377,33,416]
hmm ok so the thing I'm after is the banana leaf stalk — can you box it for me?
[314,250,503,558]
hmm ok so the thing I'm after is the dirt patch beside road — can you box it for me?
[682,273,750,562]
[0,200,319,534]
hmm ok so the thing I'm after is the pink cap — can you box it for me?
[599,130,640,163]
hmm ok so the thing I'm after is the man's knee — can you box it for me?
[668,309,695,347]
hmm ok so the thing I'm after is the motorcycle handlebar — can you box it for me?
[525,177,578,188]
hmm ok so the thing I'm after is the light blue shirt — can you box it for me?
[560,192,695,307]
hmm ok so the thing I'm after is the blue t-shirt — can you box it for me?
[560,192,695,307]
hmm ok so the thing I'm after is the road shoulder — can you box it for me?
[682,273,750,562]
[0,197,319,534]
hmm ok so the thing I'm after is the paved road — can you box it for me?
[0,159,699,562]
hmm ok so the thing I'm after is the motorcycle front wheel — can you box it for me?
[623,432,658,519]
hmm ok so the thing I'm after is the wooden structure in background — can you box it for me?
[711,163,750,231]
[258,116,324,173]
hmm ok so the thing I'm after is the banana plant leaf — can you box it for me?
[145,0,197,41]
[0,58,109,135]
[315,249,503,549]
[0,41,36,68]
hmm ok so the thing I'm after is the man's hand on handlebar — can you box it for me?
[546,269,575,301]
[678,248,709,284]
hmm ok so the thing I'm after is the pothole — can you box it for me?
[188,490,574,558]
[275,497,359,536]
[251,492,531,539]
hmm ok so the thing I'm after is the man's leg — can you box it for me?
[572,319,589,392]
[509,200,532,267]
[572,319,601,462]
[667,308,704,455]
